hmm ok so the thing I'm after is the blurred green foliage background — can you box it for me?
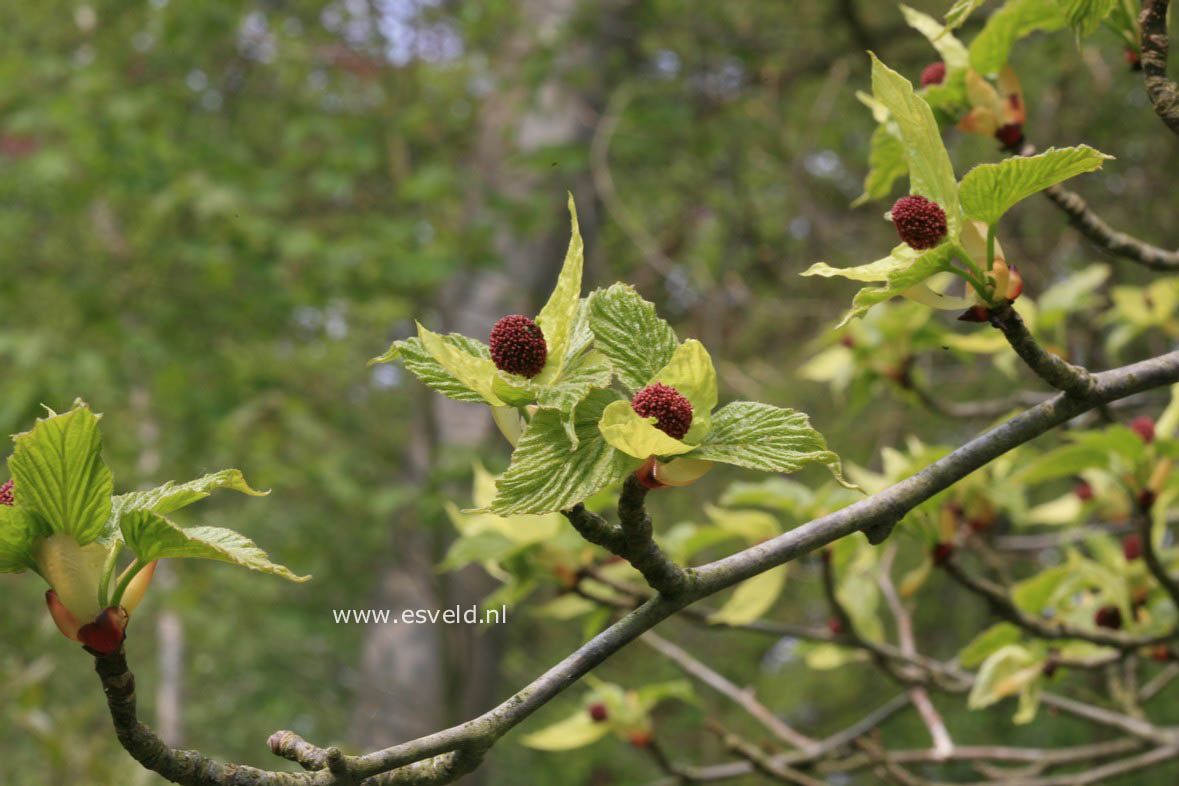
[1,0,1177,783]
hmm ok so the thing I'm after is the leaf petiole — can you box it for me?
[98,542,121,609]
[111,558,146,609]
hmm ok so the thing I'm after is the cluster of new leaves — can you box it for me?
[805,44,1111,327]
[0,401,306,650]
[373,195,849,517]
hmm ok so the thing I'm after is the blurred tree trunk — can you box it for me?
[348,0,606,779]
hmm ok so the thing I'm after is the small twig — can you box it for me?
[1042,184,1179,271]
[1141,0,1179,137]
[905,378,1050,419]
[988,305,1096,398]
[1040,692,1177,744]
[705,722,828,786]
[942,559,1172,650]
[1137,510,1179,610]
[641,632,819,752]
[878,547,954,758]
[1140,663,1179,702]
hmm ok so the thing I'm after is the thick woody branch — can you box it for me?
[94,349,1179,786]
[988,305,1096,397]
[562,476,690,596]
[1141,0,1179,136]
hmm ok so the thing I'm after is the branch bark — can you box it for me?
[1141,0,1179,137]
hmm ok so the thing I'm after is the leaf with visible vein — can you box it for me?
[588,284,678,392]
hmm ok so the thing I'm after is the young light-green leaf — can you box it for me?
[706,565,788,626]
[8,401,113,546]
[598,399,696,460]
[901,5,970,70]
[417,322,506,406]
[536,348,614,449]
[869,53,961,236]
[111,469,266,520]
[648,339,718,425]
[369,334,491,403]
[959,145,1112,225]
[519,709,611,751]
[1058,0,1117,36]
[690,402,849,485]
[968,0,1066,76]
[852,124,908,207]
[0,505,45,573]
[120,510,309,581]
[534,193,585,385]
[945,0,989,30]
[588,283,678,392]
[491,390,640,516]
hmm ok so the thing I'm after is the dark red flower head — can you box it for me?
[1130,416,1156,444]
[489,315,547,378]
[631,383,693,440]
[1094,605,1123,630]
[920,62,946,87]
[588,702,608,722]
[1074,481,1093,501]
[995,123,1024,151]
[0,479,12,506]
[931,542,954,565]
[1123,534,1143,561]
[890,195,948,250]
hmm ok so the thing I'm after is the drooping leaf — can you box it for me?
[120,510,309,581]
[853,124,908,207]
[8,401,113,546]
[959,146,1112,225]
[369,334,491,403]
[869,53,961,236]
[491,390,640,515]
[519,709,612,751]
[959,622,1023,667]
[901,5,970,70]
[534,194,585,385]
[968,644,1041,710]
[588,283,678,392]
[969,0,1067,76]
[598,399,696,460]
[690,402,848,485]
[707,565,788,626]
[110,469,266,523]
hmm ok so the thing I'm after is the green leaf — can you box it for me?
[945,0,989,29]
[901,5,970,70]
[707,565,788,626]
[536,349,614,449]
[417,323,505,406]
[690,402,848,485]
[959,622,1022,667]
[111,469,266,521]
[852,124,908,207]
[1058,0,1116,36]
[370,335,491,403]
[649,339,718,440]
[969,0,1067,76]
[968,644,1041,710]
[120,510,309,581]
[1011,564,1076,613]
[636,680,695,712]
[8,401,113,545]
[437,529,519,572]
[959,146,1112,225]
[491,390,640,515]
[869,53,960,236]
[534,194,584,385]
[0,505,45,573]
[519,709,611,751]
[705,504,781,543]
[588,283,678,391]
[598,399,696,460]
[803,243,958,325]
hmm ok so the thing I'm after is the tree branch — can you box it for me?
[1041,184,1179,271]
[987,305,1096,397]
[1141,0,1179,137]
